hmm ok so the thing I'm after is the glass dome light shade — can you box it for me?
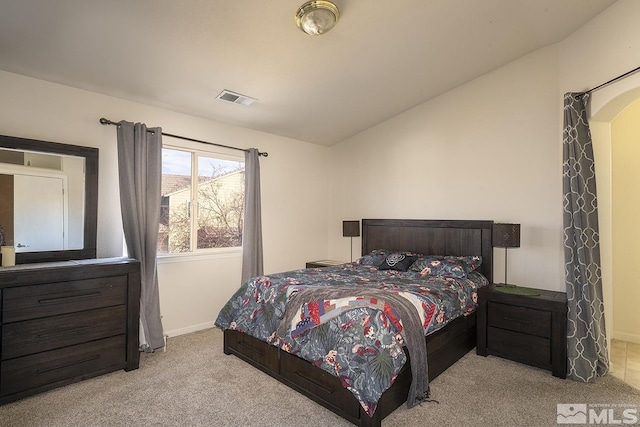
[295,1,340,35]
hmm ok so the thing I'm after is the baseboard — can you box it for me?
[613,330,640,344]
[165,321,216,338]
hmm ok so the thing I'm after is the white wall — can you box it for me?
[328,0,640,297]
[329,46,563,289]
[3,0,639,336]
[0,70,330,336]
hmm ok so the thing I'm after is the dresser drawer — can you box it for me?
[1,335,126,397]
[2,305,127,360]
[279,350,361,419]
[487,327,551,369]
[223,329,279,374]
[488,302,551,338]
[3,276,127,323]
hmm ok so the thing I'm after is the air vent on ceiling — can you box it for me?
[216,90,257,106]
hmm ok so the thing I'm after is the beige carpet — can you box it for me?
[1,328,638,427]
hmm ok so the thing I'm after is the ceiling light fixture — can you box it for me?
[295,1,340,36]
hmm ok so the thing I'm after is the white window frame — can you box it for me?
[157,139,245,260]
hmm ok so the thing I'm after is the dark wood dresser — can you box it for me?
[476,284,567,378]
[0,257,140,404]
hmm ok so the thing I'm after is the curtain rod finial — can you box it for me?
[259,151,268,157]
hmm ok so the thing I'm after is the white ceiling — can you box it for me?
[0,0,616,146]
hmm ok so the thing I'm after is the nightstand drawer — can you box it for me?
[488,327,551,369]
[488,302,551,338]
[477,284,567,378]
[306,260,343,268]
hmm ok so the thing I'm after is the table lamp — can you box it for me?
[493,223,520,284]
[342,220,360,262]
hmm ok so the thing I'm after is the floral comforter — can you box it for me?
[215,262,488,416]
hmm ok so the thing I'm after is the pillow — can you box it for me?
[378,253,418,271]
[357,249,391,266]
[410,255,482,278]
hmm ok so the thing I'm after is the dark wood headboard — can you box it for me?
[361,219,494,282]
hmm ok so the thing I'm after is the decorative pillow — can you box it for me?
[462,255,482,272]
[357,249,391,266]
[410,255,482,278]
[378,253,418,271]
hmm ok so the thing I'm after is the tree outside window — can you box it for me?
[158,147,244,254]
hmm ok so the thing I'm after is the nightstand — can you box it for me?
[476,284,567,378]
[305,260,344,268]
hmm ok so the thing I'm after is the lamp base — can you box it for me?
[493,284,540,296]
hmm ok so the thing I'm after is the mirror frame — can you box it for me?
[0,134,98,264]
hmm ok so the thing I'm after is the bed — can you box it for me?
[216,219,493,427]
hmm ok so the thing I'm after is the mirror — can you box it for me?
[0,134,98,264]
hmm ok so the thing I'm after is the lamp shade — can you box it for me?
[493,223,521,248]
[343,220,360,237]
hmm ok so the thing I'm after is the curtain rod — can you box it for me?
[576,65,640,99]
[99,118,268,157]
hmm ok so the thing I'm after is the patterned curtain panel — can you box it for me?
[562,93,609,382]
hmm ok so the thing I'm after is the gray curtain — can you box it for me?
[117,121,165,352]
[241,148,263,283]
[562,93,609,382]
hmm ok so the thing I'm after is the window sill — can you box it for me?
[157,249,241,265]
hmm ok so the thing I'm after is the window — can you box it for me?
[158,146,244,254]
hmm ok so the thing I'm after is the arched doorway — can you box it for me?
[590,74,640,388]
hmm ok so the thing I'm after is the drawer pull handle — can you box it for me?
[294,369,335,394]
[236,342,263,358]
[38,292,102,305]
[39,325,99,339]
[36,354,101,374]
[504,317,532,324]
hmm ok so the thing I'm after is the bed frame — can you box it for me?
[223,219,494,427]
